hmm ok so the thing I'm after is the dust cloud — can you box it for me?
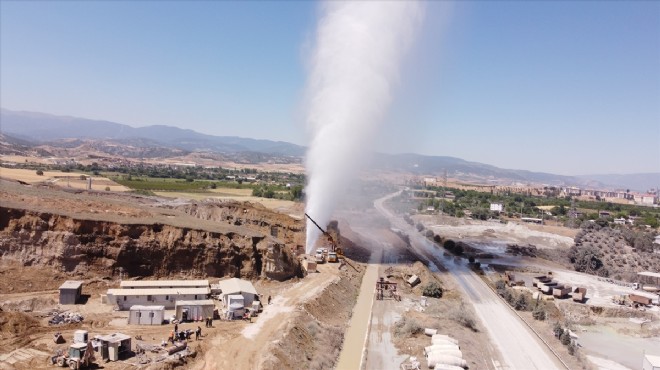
[303,1,423,253]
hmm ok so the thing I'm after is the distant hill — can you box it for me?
[1,109,656,191]
[370,153,580,186]
[0,109,305,156]
[575,173,660,192]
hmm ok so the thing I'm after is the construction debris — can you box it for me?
[48,311,84,325]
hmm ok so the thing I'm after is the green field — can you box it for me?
[113,177,254,192]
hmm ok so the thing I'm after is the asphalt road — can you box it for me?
[374,191,565,370]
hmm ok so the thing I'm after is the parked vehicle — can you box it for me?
[327,252,338,263]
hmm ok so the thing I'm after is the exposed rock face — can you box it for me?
[174,201,306,247]
[0,206,302,280]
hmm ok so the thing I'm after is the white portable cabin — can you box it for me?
[96,333,131,361]
[128,305,165,325]
[226,294,245,319]
[59,281,83,305]
[216,278,258,307]
[106,287,210,310]
[175,300,215,322]
[644,354,660,370]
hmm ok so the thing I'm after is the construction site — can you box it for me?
[1,176,660,370]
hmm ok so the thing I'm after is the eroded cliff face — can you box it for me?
[0,206,302,280]
[175,201,306,248]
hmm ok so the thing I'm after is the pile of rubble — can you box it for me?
[48,311,84,325]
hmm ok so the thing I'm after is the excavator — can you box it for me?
[305,213,356,271]
[305,213,343,256]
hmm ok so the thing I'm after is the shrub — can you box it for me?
[443,240,455,251]
[105,186,111,191]
[433,234,442,243]
[560,331,571,346]
[450,303,478,332]
[422,281,443,298]
[425,230,434,239]
[532,304,546,320]
[567,343,576,355]
[394,316,423,337]
[454,243,464,255]
[468,256,475,264]
[514,294,528,311]
[416,223,425,232]
[36,170,44,176]
[503,289,514,305]
[553,322,563,338]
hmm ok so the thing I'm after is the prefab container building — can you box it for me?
[120,280,209,289]
[96,333,131,361]
[59,281,83,305]
[128,305,165,325]
[175,300,215,322]
[643,354,660,370]
[216,278,258,307]
[106,287,210,310]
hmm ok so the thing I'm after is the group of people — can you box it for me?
[204,316,213,328]
[167,323,203,343]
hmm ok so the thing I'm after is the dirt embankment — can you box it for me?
[0,206,302,281]
[261,265,364,370]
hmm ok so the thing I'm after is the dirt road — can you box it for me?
[335,249,381,370]
[193,264,340,370]
[375,192,565,370]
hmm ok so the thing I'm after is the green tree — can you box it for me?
[421,281,443,298]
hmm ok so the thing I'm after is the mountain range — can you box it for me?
[1,108,657,191]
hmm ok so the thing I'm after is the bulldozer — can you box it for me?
[51,341,95,369]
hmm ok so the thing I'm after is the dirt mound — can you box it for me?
[0,312,40,336]
[0,296,58,313]
[0,311,44,351]
[261,262,364,369]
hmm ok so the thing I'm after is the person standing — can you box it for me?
[268,295,272,305]
[195,326,202,340]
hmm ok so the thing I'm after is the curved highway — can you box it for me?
[374,191,564,370]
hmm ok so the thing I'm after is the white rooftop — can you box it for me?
[175,300,215,306]
[216,278,258,296]
[638,271,660,279]
[107,287,210,296]
[129,305,165,311]
[97,333,131,343]
[646,354,660,366]
[120,280,209,288]
[59,281,83,290]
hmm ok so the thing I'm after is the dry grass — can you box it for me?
[154,191,298,212]
[0,167,130,191]
[208,188,253,196]
[0,155,52,164]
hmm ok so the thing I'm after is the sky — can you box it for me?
[1,1,658,176]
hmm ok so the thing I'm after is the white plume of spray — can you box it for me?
[304,1,423,253]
